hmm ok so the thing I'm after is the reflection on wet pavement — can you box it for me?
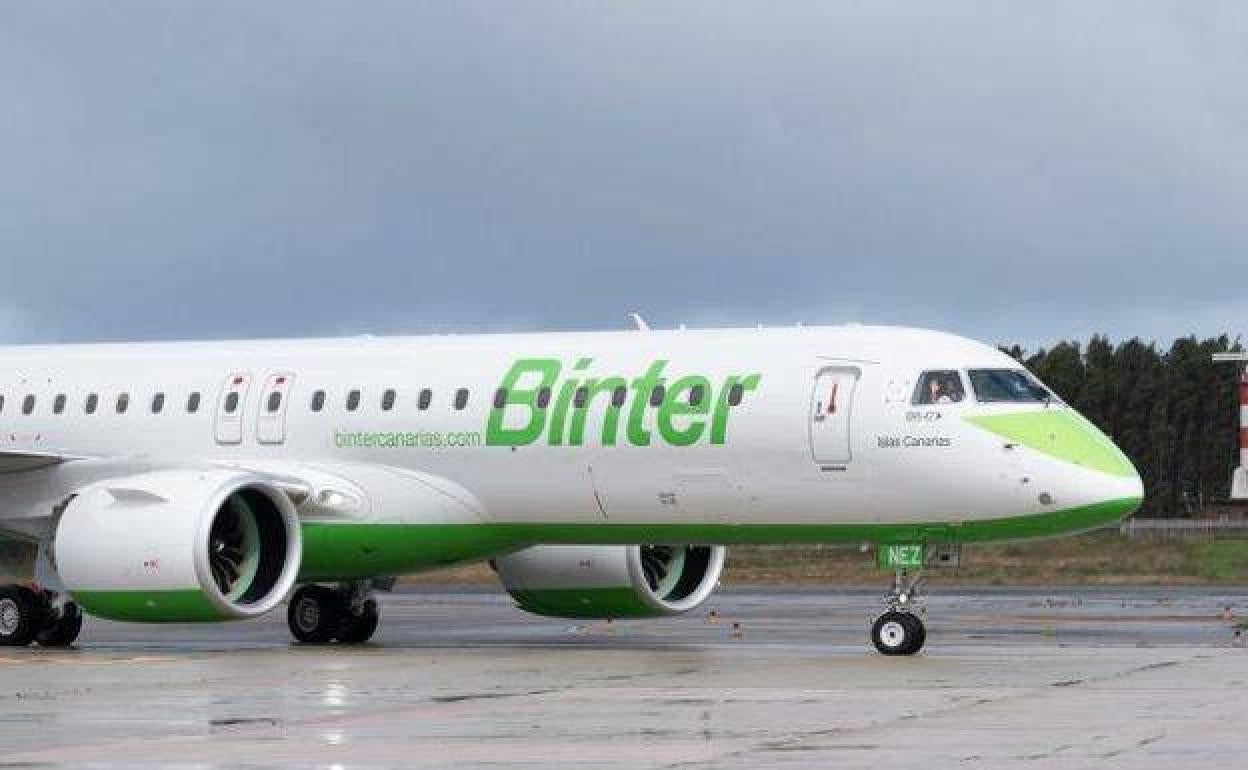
[1,587,1246,768]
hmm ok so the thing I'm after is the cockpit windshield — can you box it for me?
[968,369,1051,403]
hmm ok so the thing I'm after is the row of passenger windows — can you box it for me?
[0,392,203,416]
[0,382,748,417]
[0,388,457,417]
[486,382,742,411]
[308,387,451,414]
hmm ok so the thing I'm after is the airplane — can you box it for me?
[0,324,1142,655]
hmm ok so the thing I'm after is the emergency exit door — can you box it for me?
[215,373,252,445]
[256,373,295,445]
[809,367,860,466]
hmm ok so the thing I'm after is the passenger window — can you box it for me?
[85,394,98,414]
[728,383,745,406]
[266,392,282,413]
[913,371,966,405]
[688,384,705,406]
[346,390,361,411]
[116,393,130,414]
[187,392,201,413]
[537,387,552,409]
[311,390,326,412]
[224,392,239,414]
[53,394,67,414]
[381,389,396,411]
[152,393,165,414]
[455,389,469,410]
[611,386,627,407]
[493,388,508,409]
[22,395,35,415]
[0,394,5,413]
[418,389,432,410]
[649,385,665,407]
[573,387,589,408]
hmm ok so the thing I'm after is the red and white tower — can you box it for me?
[1213,352,1248,499]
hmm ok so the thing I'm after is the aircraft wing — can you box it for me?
[0,449,72,474]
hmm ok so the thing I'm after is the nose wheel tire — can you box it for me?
[288,585,380,645]
[871,611,925,656]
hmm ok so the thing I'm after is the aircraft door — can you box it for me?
[256,373,295,445]
[215,373,252,445]
[810,367,860,467]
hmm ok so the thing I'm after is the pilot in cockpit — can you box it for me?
[919,371,966,405]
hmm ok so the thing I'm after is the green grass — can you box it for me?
[400,530,1248,586]
[1191,540,1248,581]
[7,530,1248,587]
[718,530,1248,585]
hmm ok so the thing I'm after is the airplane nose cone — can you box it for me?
[1114,455,1145,506]
[966,407,1144,515]
[1075,416,1144,512]
[1089,450,1144,522]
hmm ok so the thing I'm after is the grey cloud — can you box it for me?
[0,2,1245,347]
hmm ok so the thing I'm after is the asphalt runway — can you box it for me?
[2,586,1247,769]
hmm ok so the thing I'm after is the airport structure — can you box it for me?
[1212,352,1248,499]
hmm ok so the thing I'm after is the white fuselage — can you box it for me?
[1,325,1141,549]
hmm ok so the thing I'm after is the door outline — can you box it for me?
[256,372,295,445]
[809,366,860,467]
[216,372,252,445]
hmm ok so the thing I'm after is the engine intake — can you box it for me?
[54,470,301,622]
[494,544,726,619]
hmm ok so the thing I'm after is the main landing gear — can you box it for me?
[0,585,83,648]
[288,582,380,645]
[870,568,926,656]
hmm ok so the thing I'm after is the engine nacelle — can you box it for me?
[54,470,302,622]
[494,544,725,619]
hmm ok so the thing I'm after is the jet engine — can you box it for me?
[493,544,725,619]
[53,470,302,622]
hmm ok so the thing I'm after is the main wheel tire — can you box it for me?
[0,586,49,648]
[337,599,379,645]
[288,585,346,644]
[871,610,924,656]
[36,602,84,647]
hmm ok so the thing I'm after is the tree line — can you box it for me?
[1002,335,1244,516]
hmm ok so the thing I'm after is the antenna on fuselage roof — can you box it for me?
[629,313,651,331]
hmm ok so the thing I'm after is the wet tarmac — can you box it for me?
[2,586,1247,768]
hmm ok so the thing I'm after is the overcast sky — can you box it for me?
[1,3,1245,350]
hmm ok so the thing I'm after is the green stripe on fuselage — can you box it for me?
[297,497,1140,580]
[298,521,521,581]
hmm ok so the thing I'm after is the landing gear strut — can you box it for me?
[870,568,926,656]
[288,582,379,645]
[0,585,83,648]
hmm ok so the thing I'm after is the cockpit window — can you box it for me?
[913,370,966,405]
[968,369,1051,403]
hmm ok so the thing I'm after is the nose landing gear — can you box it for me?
[870,569,926,656]
[287,582,381,645]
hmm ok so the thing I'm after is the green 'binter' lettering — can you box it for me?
[486,357,759,448]
[486,358,561,446]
